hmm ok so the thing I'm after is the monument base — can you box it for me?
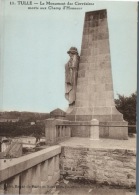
[66,107,128,140]
[67,121,128,140]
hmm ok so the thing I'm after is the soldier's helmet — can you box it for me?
[67,47,78,55]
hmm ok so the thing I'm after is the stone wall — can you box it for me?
[60,146,136,187]
[70,121,128,140]
[0,146,61,194]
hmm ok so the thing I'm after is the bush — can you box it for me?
[115,92,136,134]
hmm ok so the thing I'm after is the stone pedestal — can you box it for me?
[66,9,128,140]
[90,119,99,140]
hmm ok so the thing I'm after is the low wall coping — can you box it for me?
[0,145,61,182]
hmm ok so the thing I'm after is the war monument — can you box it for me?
[65,9,128,140]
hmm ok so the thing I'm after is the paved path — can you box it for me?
[59,136,136,150]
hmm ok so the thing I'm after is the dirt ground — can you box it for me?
[46,179,136,195]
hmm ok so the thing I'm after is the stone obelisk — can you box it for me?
[66,9,128,139]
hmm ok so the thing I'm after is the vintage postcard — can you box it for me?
[0,1,138,195]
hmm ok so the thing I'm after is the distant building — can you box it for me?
[30,122,35,125]
[0,118,19,123]
[13,136,36,148]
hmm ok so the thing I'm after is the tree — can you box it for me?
[115,92,137,133]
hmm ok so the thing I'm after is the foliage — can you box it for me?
[0,121,45,137]
[115,92,137,133]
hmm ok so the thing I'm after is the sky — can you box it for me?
[0,1,137,112]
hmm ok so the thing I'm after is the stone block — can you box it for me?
[78,70,86,78]
[81,41,88,49]
[87,63,97,70]
[84,21,90,28]
[71,126,90,137]
[77,79,88,86]
[82,38,89,46]
[105,91,114,99]
[79,63,88,70]
[98,32,109,40]
[87,56,94,63]
[109,127,128,140]
[91,40,98,48]
[91,48,99,56]
[98,18,107,26]
[95,84,106,91]
[76,115,92,121]
[80,48,91,56]
[105,76,113,83]
[93,115,112,122]
[76,92,89,101]
[76,108,93,115]
[108,121,128,140]
[111,107,122,115]
[76,100,89,107]
[79,56,88,63]
[76,85,88,93]
[95,10,106,19]
[66,115,75,121]
[99,123,109,137]
[83,28,89,35]
[106,99,115,106]
[105,83,113,91]
[88,27,94,34]
[112,115,123,121]
[94,107,111,115]
[94,99,106,106]
[98,54,111,64]
[87,71,97,78]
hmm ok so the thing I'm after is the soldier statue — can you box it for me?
[65,47,80,106]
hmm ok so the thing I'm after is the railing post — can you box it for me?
[59,126,62,140]
[63,126,66,138]
[54,154,60,178]
[20,169,32,194]
[6,175,20,194]
[40,160,48,194]
[0,182,5,194]
[31,164,41,194]
[90,119,99,140]
[48,157,54,183]
[68,126,71,137]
